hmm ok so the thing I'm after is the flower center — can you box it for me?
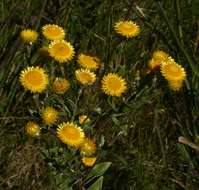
[47,28,62,36]
[25,71,43,86]
[54,43,70,56]
[79,73,92,83]
[107,78,121,91]
[64,127,80,140]
[83,56,97,67]
[167,64,181,75]
[121,23,134,32]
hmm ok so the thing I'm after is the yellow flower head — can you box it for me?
[161,60,186,82]
[48,40,75,63]
[42,24,65,40]
[77,54,100,70]
[80,138,96,155]
[82,157,97,167]
[102,73,127,97]
[79,115,90,125]
[25,121,40,136]
[114,21,140,38]
[42,107,59,125]
[52,77,70,94]
[75,69,96,85]
[20,29,38,43]
[19,66,48,93]
[57,122,85,147]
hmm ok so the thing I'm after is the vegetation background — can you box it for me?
[1,0,199,189]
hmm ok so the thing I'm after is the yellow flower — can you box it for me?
[80,138,96,155]
[75,69,96,85]
[19,66,48,93]
[114,21,140,38]
[20,29,38,43]
[42,24,65,40]
[82,157,97,167]
[79,115,90,125]
[25,121,40,136]
[42,107,59,125]
[48,40,74,63]
[77,54,100,70]
[102,73,127,97]
[52,77,70,94]
[57,122,85,147]
[161,58,186,91]
[161,60,186,81]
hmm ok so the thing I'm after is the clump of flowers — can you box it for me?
[42,107,59,125]
[42,24,65,40]
[48,40,75,63]
[114,21,140,38]
[57,122,85,147]
[77,54,100,70]
[19,66,49,93]
[25,121,40,136]
[161,57,186,91]
[52,77,70,94]
[82,157,97,167]
[20,29,38,43]
[102,73,127,97]
[75,69,96,85]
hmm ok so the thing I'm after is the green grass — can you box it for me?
[1,0,199,189]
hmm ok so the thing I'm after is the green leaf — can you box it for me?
[87,176,103,190]
[85,162,111,180]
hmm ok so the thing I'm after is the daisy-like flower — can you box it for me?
[77,54,100,70]
[75,69,96,85]
[42,24,65,40]
[114,21,140,38]
[80,138,96,155]
[82,157,97,167]
[57,122,85,147]
[42,107,59,125]
[102,73,127,97]
[48,40,75,63]
[25,121,40,136]
[19,66,48,93]
[161,59,186,82]
[52,77,70,94]
[20,29,38,43]
[161,58,186,91]
[79,115,90,125]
